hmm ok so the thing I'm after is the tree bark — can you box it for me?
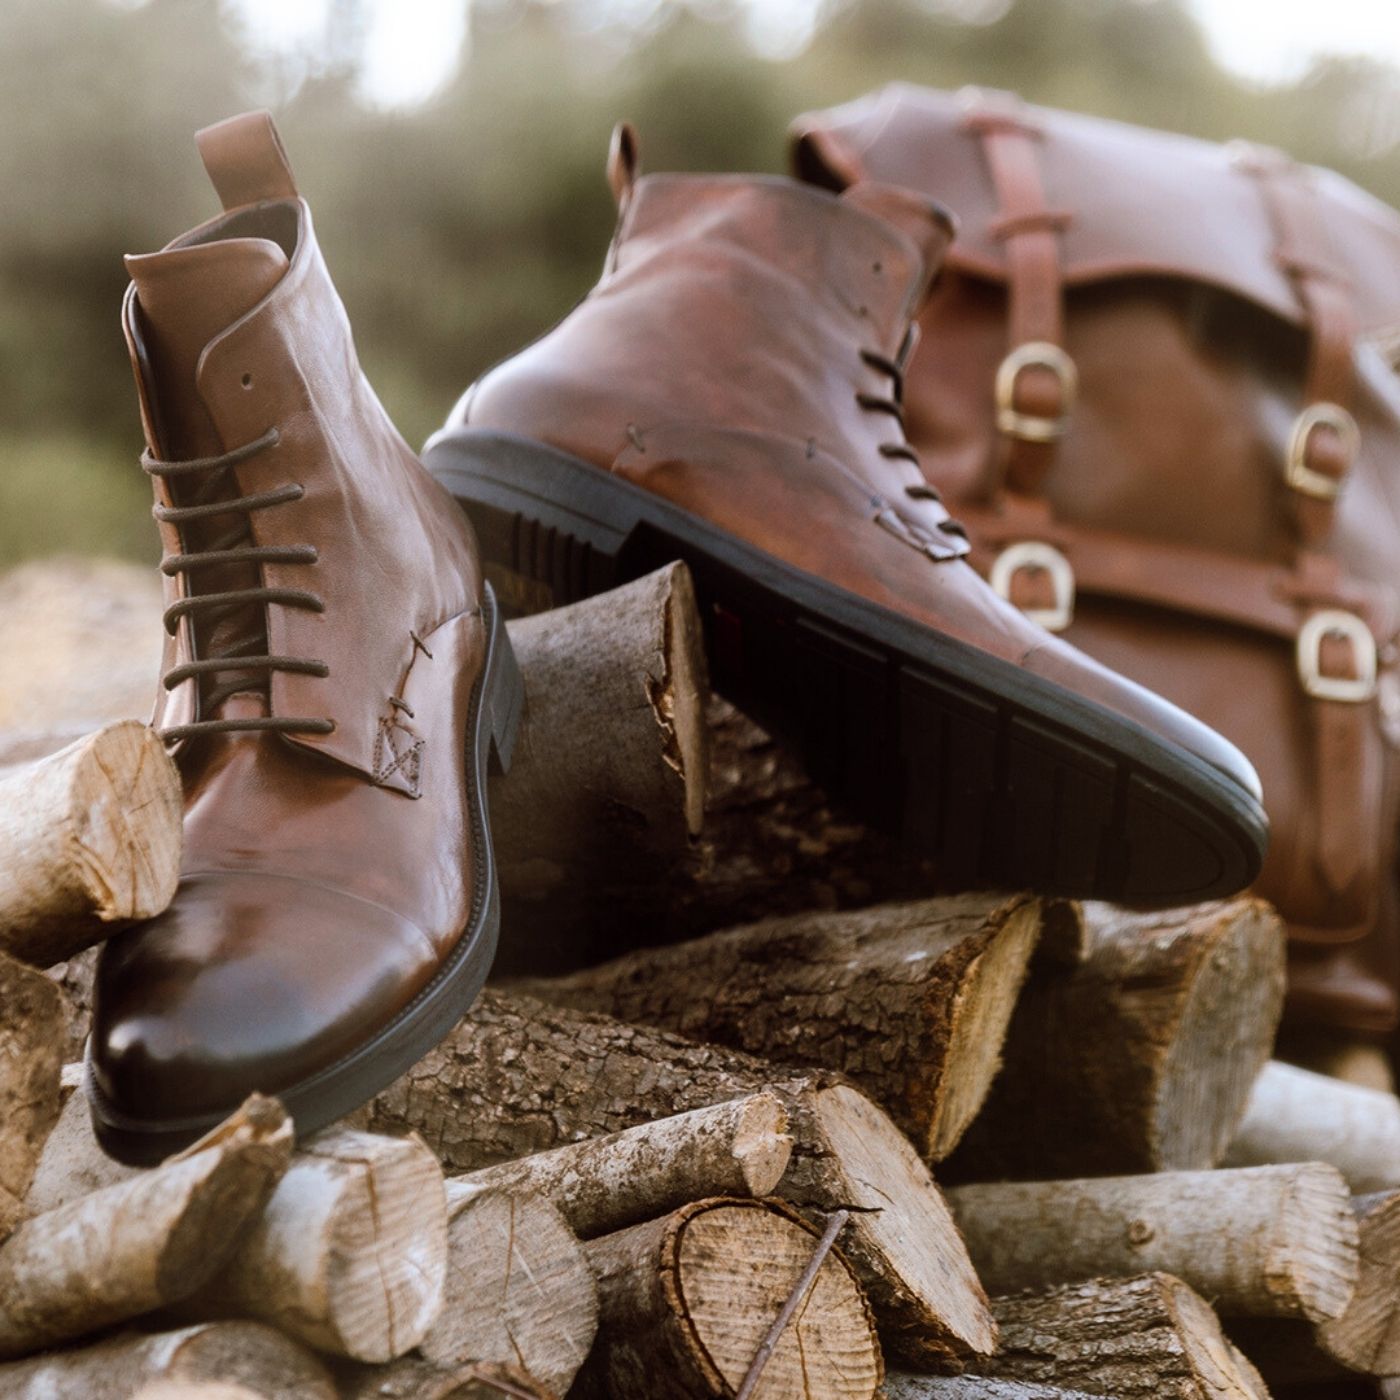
[335,1357,558,1399]
[981,1273,1271,1400]
[946,1164,1358,1321]
[419,1183,597,1394]
[366,991,992,1368]
[0,1322,336,1400]
[365,988,805,1168]
[0,952,64,1241]
[947,900,1286,1180]
[0,1096,291,1359]
[884,1380,1112,1400]
[578,1197,882,1400]
[0,720,181,966]
[515,892,1043,1160]
[1225,1061,1400,1193]
[451,1092,792,1238]
[185,1128,447,1363]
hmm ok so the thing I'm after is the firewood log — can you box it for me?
[946,1164,1358,1321]
[367,992,995,1367]
[884,1380,1112,1400]
[514,892,1043,1160]
[132,1384,266,1400]
[488,561,707,973]
[577,1197,882,1400]
[0,1321,336,1399]
[335,1358,557,1399]
[947,899,1286,1179]
[0,720,181,966]
[0,952,64,1240]
[1226,1061,1400,1192]
[451,1092,793,1236]
[1224,1189,1400,1379]
[980,1273,1271,1399]
[184,1128,447,1363]
[0,1096,291,1359]
[419,1183,597,1393]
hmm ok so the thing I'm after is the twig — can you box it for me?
[735,1208,850,1400]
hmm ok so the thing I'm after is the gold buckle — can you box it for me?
[989,541,1075,632]
[1296,610,1377,704]
[1285,402,1359,501]
[995,342,1077,443]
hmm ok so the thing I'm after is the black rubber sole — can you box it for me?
[85,584,523,1166]
[426,428,1268,907]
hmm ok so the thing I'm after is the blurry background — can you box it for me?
[2,0,1398,565]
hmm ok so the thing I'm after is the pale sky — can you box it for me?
[226,0,1400,108]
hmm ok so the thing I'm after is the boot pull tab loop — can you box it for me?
[607,122,640,212]
[195,110,299,213]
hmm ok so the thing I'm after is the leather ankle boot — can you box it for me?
[425,125,1266,907]
[86,112,522,1164]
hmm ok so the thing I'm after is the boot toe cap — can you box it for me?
[89,871,440,1131]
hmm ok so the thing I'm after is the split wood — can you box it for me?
[369,993,994,1366]
[515,891,1043,1160]
[947,899,1286,1178]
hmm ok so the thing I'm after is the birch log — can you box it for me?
[946,1165,1357,1321]
[948,900,1286,1179]
[419,1183,597,1393]
[981,1273,1271,1399]
[578,1197,882,1400]
[0,720,181,965]
[1226,1189,1400,1377]
[367,993,994,1367]
[0,1322,335,1400]
[0,951,64,1240]
[516,893,1043,1159]
[0,1096,291,1358]
[1226,1061,1400,1192]
[185,1128,447,1363]
[451,1092,792,1237]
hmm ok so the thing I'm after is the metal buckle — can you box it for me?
[990,541,1075,632]
[995,342,1078,443]
[1296,610,1377,704]
[1285,402,1359,501]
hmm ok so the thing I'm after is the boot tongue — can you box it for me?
[841,182,956,304]
[127,237,290,723]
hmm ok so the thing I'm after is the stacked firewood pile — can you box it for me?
[4,556,1400,1399]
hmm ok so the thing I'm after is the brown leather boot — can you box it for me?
[86,112,523,1164]
[425,126,1266,907]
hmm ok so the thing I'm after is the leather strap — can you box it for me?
[195,111,298,213]
[958,87,1072,497]
[958,499,1400,645]
[1232,141,1360,545]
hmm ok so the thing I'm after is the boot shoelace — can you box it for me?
[144,426,335,741]
[858,347,967,535]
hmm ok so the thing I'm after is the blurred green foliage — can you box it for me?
[1,0,1398,564]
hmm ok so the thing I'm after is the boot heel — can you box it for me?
[483,585,524,776]
[426,429,632,615]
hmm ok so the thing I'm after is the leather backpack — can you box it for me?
[792,83,1400,1036]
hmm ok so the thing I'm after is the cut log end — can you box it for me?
[732,1090,792,1197]
[421,1186,597,1394]
[1155,900,1288,1170]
